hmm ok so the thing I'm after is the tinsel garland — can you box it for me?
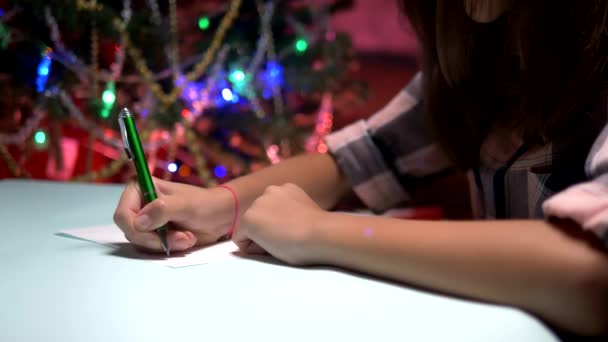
[115,0,242,109]
[0,144,30,178]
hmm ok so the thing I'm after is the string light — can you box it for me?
[229,69,245,83]
[0,108,45,145]
[179,45,230,116]
[100,81,116,118]
[261,60,283,93]
[115,0,242,108]
[178,165,191,177]
[295,38,308,54]
[100,108,110,118]
[34,130,46,144]
[213,165,227,178]
[198,16,210,30]
[102,89,115,105]
[38,61,50,75]
[44,7,88,82]
[36,49,52,92]
[305,93,334,152]
[221,88,233,101]
[267,61,282,78]
[2,0,340,184]
[56,89,168,151]
[229,134,242,147]
[229,68,249,95]
[266,144,280,164]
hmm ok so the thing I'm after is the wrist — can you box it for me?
[306,210,336,264]
[207,185,239,236]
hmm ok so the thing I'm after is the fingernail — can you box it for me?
[134,215,151,231]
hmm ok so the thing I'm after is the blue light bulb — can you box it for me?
[214,165,227,178]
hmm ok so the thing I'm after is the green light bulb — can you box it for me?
[34,131,46,144]
[102,90,116,105]
[295,39,308,53]
[229,69,246,83]
[100,108,111,119]
[198,17,210,30]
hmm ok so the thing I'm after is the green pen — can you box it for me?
[118,108,170,256]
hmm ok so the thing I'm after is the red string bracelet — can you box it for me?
[217,184,239,237]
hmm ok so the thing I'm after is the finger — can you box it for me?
[167,230,197,252]
[127,228,197,253]
[134,198,173,232]
[243,241,267,254]
[282,182,306,197]
[233,235,267,255]
[231,219,251,250]
[281,182,301,191]
[114,181,167,252]
[125,230,164,252]
[231,225,247,250]
[231,221,267,255]
[282,183,317,205]
[263,184,282,195]
[128,175,172,196]
[151,176,173,195]
[114,180,144,234]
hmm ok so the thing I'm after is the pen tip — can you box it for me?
[158,228,170,257]
[162,239,170,256]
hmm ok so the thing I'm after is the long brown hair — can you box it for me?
[399,0,608,169]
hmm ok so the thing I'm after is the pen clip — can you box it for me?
[118,108,134,160]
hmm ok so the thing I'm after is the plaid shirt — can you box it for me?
[324,72,608,247]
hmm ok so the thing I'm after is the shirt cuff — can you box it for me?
[542,174,608,247]
[325,120,410,212]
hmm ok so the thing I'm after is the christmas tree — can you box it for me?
[0,0,364,185]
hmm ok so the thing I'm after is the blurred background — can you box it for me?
[0,0,469,217]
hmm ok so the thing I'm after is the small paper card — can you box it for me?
[58,225,241,268]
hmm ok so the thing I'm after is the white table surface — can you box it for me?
[0,179,560,342]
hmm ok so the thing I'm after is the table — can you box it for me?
[0,179,559,342]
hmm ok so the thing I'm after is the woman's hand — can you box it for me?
[113,177,234,253]
[232,183,327,265]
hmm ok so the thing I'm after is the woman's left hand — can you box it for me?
[232,183,327,265]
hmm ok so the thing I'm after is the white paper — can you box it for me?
[58,225,241,268]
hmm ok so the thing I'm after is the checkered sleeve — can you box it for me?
[543,122,608,247]
[324,72,453,212]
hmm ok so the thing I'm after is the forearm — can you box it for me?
[312,214,608,335]
[227,152,349,211]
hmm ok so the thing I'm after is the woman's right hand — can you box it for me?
[113,177,235,253]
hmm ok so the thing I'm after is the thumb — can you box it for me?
[134,198,174,232]
[243,241,268,255]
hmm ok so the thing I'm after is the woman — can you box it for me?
[113,0,608,335]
